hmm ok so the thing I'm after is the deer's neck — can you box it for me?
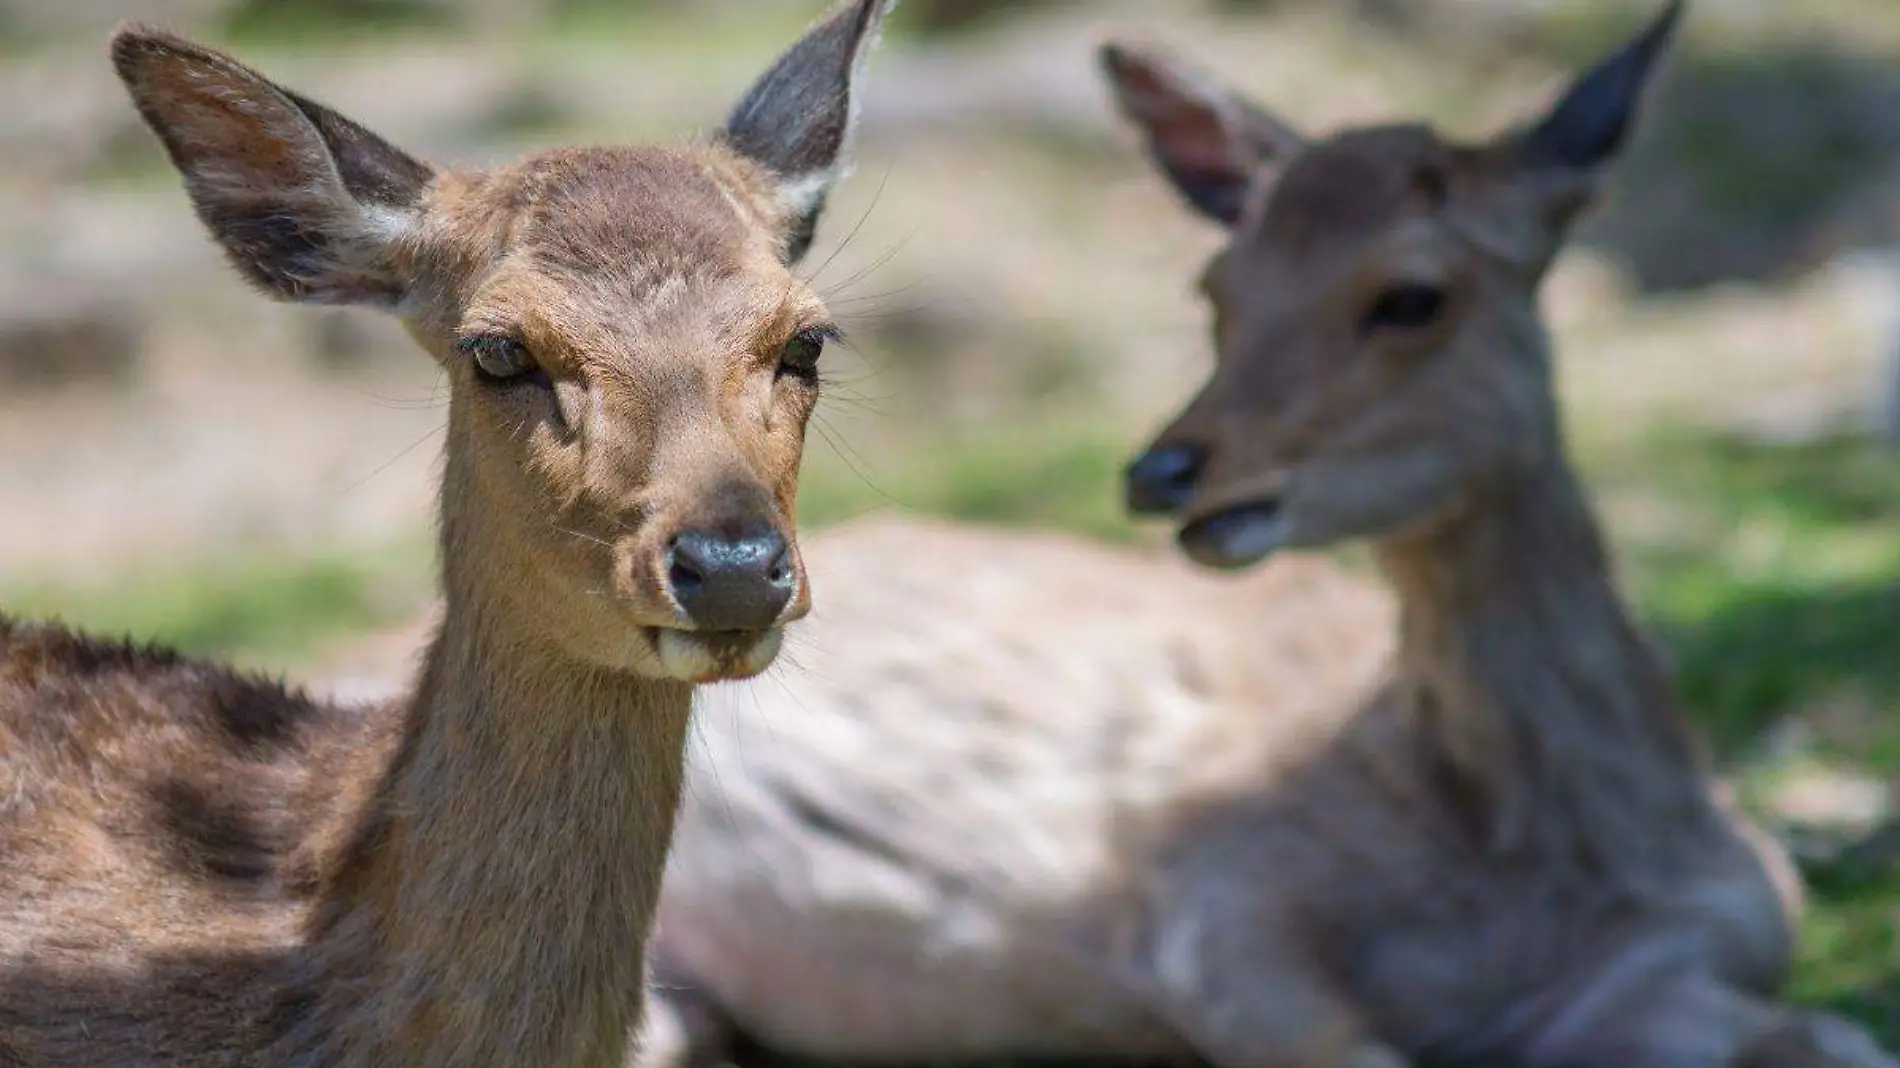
[283,509,691,1067]
[1374,451,1717,873]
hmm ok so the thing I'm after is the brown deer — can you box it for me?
[0,2,893,1064]
[628,5,1900,1068]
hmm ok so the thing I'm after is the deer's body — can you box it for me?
[0,614,684,1067]
[638,7,1900,1067]
[0,4,895,1065]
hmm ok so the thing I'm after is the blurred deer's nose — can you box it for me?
[1126,443,1206,516]
[667,527,796,632]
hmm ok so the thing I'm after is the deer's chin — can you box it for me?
[652,627,784,684]
[1178,501,1288,571]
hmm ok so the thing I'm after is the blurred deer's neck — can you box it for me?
[1375,444,1716,872]
[286,451,692,1068]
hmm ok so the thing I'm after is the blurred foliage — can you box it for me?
[1619,432,1900,763]
[799,421,1140,544]
[1796,860,1900,1046]
[1593,45,1900,291]
[218,0,456,43]
[4,542,430,670]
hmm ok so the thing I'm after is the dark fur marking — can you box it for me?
[261,981,321,1041]
[200,205,335,302]
[206,674,307,752]
[771,780,915,873]
[1411,684,1498,852]
[1168,166,1251,227]
[152,777,281,884]
[784,191,826,264]
[283,87,432,210]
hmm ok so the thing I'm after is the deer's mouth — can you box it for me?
[651,627,785,684]
[1178,499,1287,571]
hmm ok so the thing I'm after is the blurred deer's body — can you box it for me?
[656,511,1804,1068]
[641,6,1900,1067]
[0,4,896,1065]
[659,520,1382,1060]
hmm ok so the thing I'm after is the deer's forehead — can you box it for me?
[1252,126,1449,262]
[451,146,813,355]
[508,147,776,274]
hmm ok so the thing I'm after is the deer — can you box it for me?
[626,5,1900,1067]
[0,2,894,1064]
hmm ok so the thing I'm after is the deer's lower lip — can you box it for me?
[653,627,784,683]
[1178,501,1287,571]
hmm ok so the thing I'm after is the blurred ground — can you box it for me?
[3,0,1900,1052]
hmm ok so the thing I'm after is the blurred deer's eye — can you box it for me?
[778,326,837,382]
[458,335,540,384]
[1362,284,1447,334]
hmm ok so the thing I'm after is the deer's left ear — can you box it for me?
[724,0,897,263]
[1520,0,1684,174]
[1100,42,1307,228]
[112,26,434,309]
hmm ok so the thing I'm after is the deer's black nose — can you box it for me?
[1126,443,1207,516]
[666,527,795,632]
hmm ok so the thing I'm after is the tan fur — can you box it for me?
[618,15,1900,1068]
[0,4,895,1064]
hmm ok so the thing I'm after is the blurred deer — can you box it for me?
[0,2,893,1065]
[639,5,1900,1067]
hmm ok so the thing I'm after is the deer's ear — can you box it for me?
[1100,42,1306,228]
[723,0,896,263]
[1520,0,1683,173]
[111,26,433,308]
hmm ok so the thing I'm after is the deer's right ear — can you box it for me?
[723,0,896,263]
[1520,0,1683,173]
[111,26,433,309]
[1100,43,1305,228]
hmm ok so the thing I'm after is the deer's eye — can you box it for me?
[458,335,540,384]
[1361,284,1447,334]
[778,326,836,382]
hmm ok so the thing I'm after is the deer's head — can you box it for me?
[113,0,895,682]
[1106,2,1681,570]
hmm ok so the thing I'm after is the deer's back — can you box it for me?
[709,516,1392,862]
[0,615,389,1063]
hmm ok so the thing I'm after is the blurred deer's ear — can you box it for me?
[111,25,433,308]
[724,0,897,263]
[1100,42,1306,227]
[1521,0,1684,173]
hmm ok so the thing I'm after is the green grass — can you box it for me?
[2,539,431,670]
[1603,431,1900,763]
[798,421,1143,544]
[1794,860,1900,1045]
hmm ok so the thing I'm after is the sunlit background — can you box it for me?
[3,0,1900,1042]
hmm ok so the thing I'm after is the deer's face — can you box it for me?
[1103,2,1681,569]
[114,0,895,681]
[1134,130,1555,570]
[408,152,830,680]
